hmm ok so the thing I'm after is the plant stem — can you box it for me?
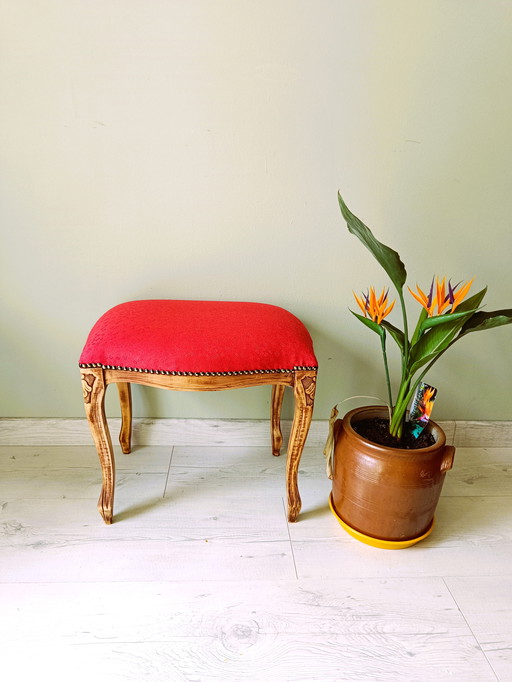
[398,289,409,360]
[389,377,411,438]
[380,330,394,410]
[390,288,410,438]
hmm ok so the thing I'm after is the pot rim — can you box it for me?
[341,405,446,454]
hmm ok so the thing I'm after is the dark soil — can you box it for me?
[352,417,436,450]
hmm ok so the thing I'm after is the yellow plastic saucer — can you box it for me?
[328,493,434,549]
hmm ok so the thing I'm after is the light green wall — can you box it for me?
[1,0,511,421]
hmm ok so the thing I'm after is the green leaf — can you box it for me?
[408,287,489,375]
[419,308,480,332]
[459,309,512,337]
[338,192,407,292]
[409,321,461,374]
[350,310,385,338]
[381,320,405,352]
[408,350,444,377]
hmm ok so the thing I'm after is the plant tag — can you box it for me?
[408,383,437,438]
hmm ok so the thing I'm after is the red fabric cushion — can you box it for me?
[79,300,317,374]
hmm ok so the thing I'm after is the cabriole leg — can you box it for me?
[81,368,115,524]
[271,384,285,456]
[117,382,132,454]
[286,371,316,522]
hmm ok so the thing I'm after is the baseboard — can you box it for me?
[0,418,511,448]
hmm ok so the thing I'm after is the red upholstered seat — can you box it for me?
[80,300,317,376]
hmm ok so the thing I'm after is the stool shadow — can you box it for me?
[297,504,330,522]
[114,498,329,525]
[114,499,165,522]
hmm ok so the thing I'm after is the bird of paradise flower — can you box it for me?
[409,276,474,317]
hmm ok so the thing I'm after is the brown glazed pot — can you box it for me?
[331,406,455,545]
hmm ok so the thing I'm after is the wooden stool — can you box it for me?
[79,300,318,524]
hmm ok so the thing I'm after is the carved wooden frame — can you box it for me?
[81,367,317,524]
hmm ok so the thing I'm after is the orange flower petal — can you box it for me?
[408,286,429,308]
[451,278,474,313]
[383,300,395,318]
[435,277,449,315]
[353,291,368,316]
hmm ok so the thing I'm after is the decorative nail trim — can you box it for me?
[79,363,317,376]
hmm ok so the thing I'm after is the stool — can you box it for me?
[79,300,318,524]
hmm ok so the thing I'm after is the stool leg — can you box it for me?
[286,371,316,522]
[81,368,115,524]
[117,382,132,454]
[271,384,285,456]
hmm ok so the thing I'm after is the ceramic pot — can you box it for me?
[330,406,455,548]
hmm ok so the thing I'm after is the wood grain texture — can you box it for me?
[81,367,317,524]
[116,382,132,454]
[0,580,498,681]
[445,576,512,681]
[81,368,115,523]
[286,371,316,522]
[9,417,512,448]
[0,445,172,473]
[271,384,285,456]
[1,441,511,681]
[454,420,512,447]
[105,368,295,391]
[442,447,512,496]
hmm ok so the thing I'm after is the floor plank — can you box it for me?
[0,443,511,681]
[442,447,512,496]
[0,579,498,682]
[0,445,173,472]
[445,576,512,681]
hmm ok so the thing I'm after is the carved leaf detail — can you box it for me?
[81,373,96,403]
[301,375,316,406]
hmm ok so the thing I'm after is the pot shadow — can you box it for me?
[418,492,512,546]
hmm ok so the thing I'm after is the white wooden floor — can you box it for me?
[1,440,511,681]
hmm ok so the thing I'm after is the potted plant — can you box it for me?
[327,193,512,548]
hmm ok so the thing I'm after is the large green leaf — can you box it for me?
[408,287,488,374]
[419,307,480,332]
[350,310,385,338]
[338,192,407,292]
[459,309,512,337]
[408,324,462,375]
